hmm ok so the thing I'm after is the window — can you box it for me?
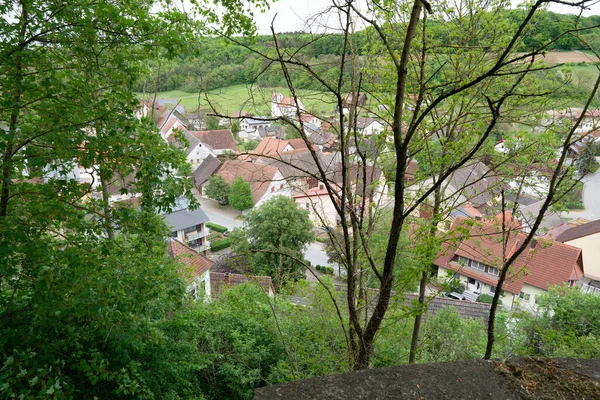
[305,203,310,210]
[183,225,196,234]
[487,266,500,276]
[468,278,476,285]
[490,286,496,294]
[471,260,485,271]
[169,231,177,238]
[519,292,531,301]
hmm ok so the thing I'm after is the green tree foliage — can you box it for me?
[575,143,600,176]
[206,174,231,205]
[0,0,269,397]
[509,287,600,359]
[136,11,600,94]
[231,196,314,286]
[193,285,287,399]
[228,177,254,211]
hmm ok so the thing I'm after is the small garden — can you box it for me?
[207,222,233,252]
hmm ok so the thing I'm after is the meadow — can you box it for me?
[137,85,338,116]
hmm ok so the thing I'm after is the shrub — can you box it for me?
[206,222,228,233]
[448,279,465,294]
[477,293,501,305]
[211,238,232,252]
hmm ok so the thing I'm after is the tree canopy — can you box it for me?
[229,177,254,211]
[206,174,231,205]
[232,195,314,287]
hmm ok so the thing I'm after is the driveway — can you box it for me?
[198,197,243,230]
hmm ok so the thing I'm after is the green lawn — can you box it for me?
[137,85,338,117]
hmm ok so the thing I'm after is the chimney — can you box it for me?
[224,272,231,285]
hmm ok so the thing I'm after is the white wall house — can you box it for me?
[435,218,584,311]
[293,184,339,227]
[271,92,305,118]
[164,206,211,254]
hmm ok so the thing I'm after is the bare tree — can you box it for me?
[212,0,600,369]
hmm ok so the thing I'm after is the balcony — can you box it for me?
[185,230,207,241]
[581,284,600,296]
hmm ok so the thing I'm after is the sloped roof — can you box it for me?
[189,129,237,151]
[104,172,137,196]
[163,207,210,232]
[167,239,214,284]
[435,217,583,294]
[257,126,286,139]
[218,160,280,204]
[448,162,502,207]
[252,137,310,157]
[210,272,274,296]
[167,129,201,155]
[257,150,337,181]
[556,219,600,243]
[193,155,222,187]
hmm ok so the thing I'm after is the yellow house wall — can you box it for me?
[564,233,600,280]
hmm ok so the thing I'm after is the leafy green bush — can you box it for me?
[477,293,502,305]
[206,222,228,233]
[448,279,465,294]
[211,238,232,251]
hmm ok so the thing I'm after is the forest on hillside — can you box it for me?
[136,10,600,95]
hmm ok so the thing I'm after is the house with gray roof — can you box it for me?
[163,206,211,254]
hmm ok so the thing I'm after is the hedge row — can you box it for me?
[315,265,334,275]
[210,238,232,252]
[206,222,228,233]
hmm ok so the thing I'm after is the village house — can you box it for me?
[355,117,385,136]
[163,204,211,254]
[251,137,311,158]
[238,116,272,141]
[216,159,291,209]
[271,92,305,118]
[168,238,214,301]
[338,92,368,114]
[167,129,214,169]
[189,129,237,157]
[411,161,503,215]
[556,220,600,296]
[435,217,584,310]
[572,109,600,133]
[293,184,340,227]
[256,150,337,194]
[193,154,222,195]
[157,108,189,140]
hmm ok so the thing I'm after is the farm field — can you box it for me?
[137,85,338,116]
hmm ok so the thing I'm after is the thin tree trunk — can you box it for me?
[0,3,28,219]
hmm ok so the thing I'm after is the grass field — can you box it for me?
[137,85,338,116]
[139,55,600,116]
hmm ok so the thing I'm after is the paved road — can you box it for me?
[582,164,600,220]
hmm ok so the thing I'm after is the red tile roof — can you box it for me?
[218,160,280,204]
[252,137,310,157]
[167,239,214,285]
[189,129,237,152]
[435,217,583,294]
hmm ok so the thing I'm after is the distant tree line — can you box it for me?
[136,10,600,94]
